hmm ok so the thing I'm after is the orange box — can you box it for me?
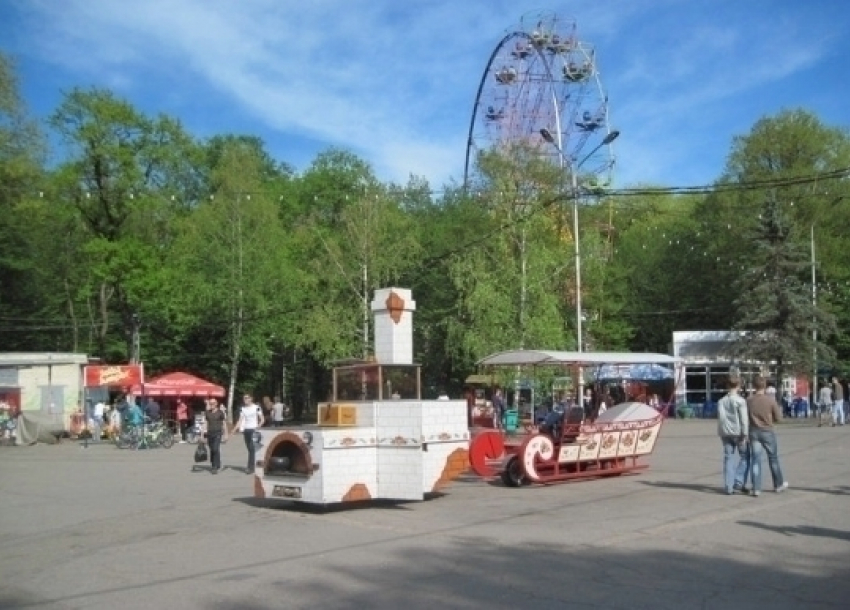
[318,403,357,427]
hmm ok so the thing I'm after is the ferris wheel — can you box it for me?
[464,12,616,188]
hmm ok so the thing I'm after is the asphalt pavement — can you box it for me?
[1,419,848,609]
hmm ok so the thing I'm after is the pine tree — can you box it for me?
[730,198,837,385]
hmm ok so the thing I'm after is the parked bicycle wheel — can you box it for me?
[115,428,139,450]
[158,429,174,449]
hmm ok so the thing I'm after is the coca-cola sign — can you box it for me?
[84,365,144,388]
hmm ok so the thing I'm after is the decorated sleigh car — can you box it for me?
[470,402,663,486]
[466,349,679,487]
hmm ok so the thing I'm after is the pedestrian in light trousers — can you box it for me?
[716,374,750,495]
[831,376,845,427]
[232,393,265,474]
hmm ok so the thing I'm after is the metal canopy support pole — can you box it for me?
[570,166,584,408]
[539,128,620,408]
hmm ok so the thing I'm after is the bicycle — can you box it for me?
[115,425,142,450]
[114,418,174,449]
[147,419,175,448]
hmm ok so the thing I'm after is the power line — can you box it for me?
[2,164,849,201]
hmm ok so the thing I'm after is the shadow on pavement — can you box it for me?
[230,496,418,514]
[9,529,850,609]
[639,480,723,494]
[737,521,850,542]
[786,485,850,497]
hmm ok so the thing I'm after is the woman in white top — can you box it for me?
[232,394,264,474]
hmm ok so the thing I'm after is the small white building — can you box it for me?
[672,331,808,410]
[0,353,89,430]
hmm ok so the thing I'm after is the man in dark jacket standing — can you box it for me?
[746,376,789,497]
[204,398,228,474]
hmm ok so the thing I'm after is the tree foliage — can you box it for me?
[1,53,849,407]
[730,199,837,380]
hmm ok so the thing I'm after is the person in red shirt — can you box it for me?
[175,399,190,443]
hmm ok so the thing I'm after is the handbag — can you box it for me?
[194,442,208,463]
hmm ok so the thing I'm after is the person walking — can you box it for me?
[491,388,506,430]
[261,396,273,427]
[232,393,264,474]
[204,398,228,474]
[746,375,789,497]
[271,396,286,427]
[91,400,106,442]
[717,374,750,495]
[831,376,845,427]
[176,399,189,443]
[818,381,832,427]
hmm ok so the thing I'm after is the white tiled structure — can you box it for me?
[371,287,416,365]
[253,399,470,504]
[252,287,469,505]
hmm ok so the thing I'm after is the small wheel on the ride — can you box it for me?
[159,430,174,449]
[186,430,199,444]
[500,456,528,487]
[115,433,131,450]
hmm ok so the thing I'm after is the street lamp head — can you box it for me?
[602,130,620,145]
[539,128,555,144]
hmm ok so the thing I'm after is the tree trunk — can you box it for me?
[65,278,78,352]
[96,282,112,359]
[226,315,242,424]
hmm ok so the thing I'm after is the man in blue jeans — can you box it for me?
[204,398,227,474]
[831,376,845,426]
[717,374,750,495]
[746,376,789,497]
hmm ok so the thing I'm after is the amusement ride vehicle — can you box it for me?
[468,349,682,487]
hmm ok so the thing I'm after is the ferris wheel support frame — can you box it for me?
[463,31,564,187]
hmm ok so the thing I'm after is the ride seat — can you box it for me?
[561,406,584,442]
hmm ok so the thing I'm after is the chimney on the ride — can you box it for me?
[371,288,416,364]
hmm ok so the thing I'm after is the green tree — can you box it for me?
[611,192,707,351]
[402,183,490,395]
[290,150,420,364]
[0,53,49,350]
[48,87,200,361]
[720,109,850,372]
[730,198,837,383]
[169,139,299,413]
[446,145,569,363]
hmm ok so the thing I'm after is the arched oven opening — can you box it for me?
[264,432,313,478]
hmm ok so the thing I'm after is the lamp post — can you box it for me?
[540,128,620,403]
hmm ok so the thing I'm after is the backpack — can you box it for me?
[194,442,208,463]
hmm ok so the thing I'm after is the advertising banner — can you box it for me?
[84,365,144,388]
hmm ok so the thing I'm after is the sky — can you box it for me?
[1,0,848,191]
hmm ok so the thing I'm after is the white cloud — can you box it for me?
[10,0,849,189]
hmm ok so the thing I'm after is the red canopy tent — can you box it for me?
[131,372,226,397]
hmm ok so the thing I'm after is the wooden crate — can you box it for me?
[318,403,358,427]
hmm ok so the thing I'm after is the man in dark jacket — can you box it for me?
[204,398,228,474]
[746,376,789,497]
[144,398,161,422]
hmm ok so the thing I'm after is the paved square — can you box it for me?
[1,420,848,609]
